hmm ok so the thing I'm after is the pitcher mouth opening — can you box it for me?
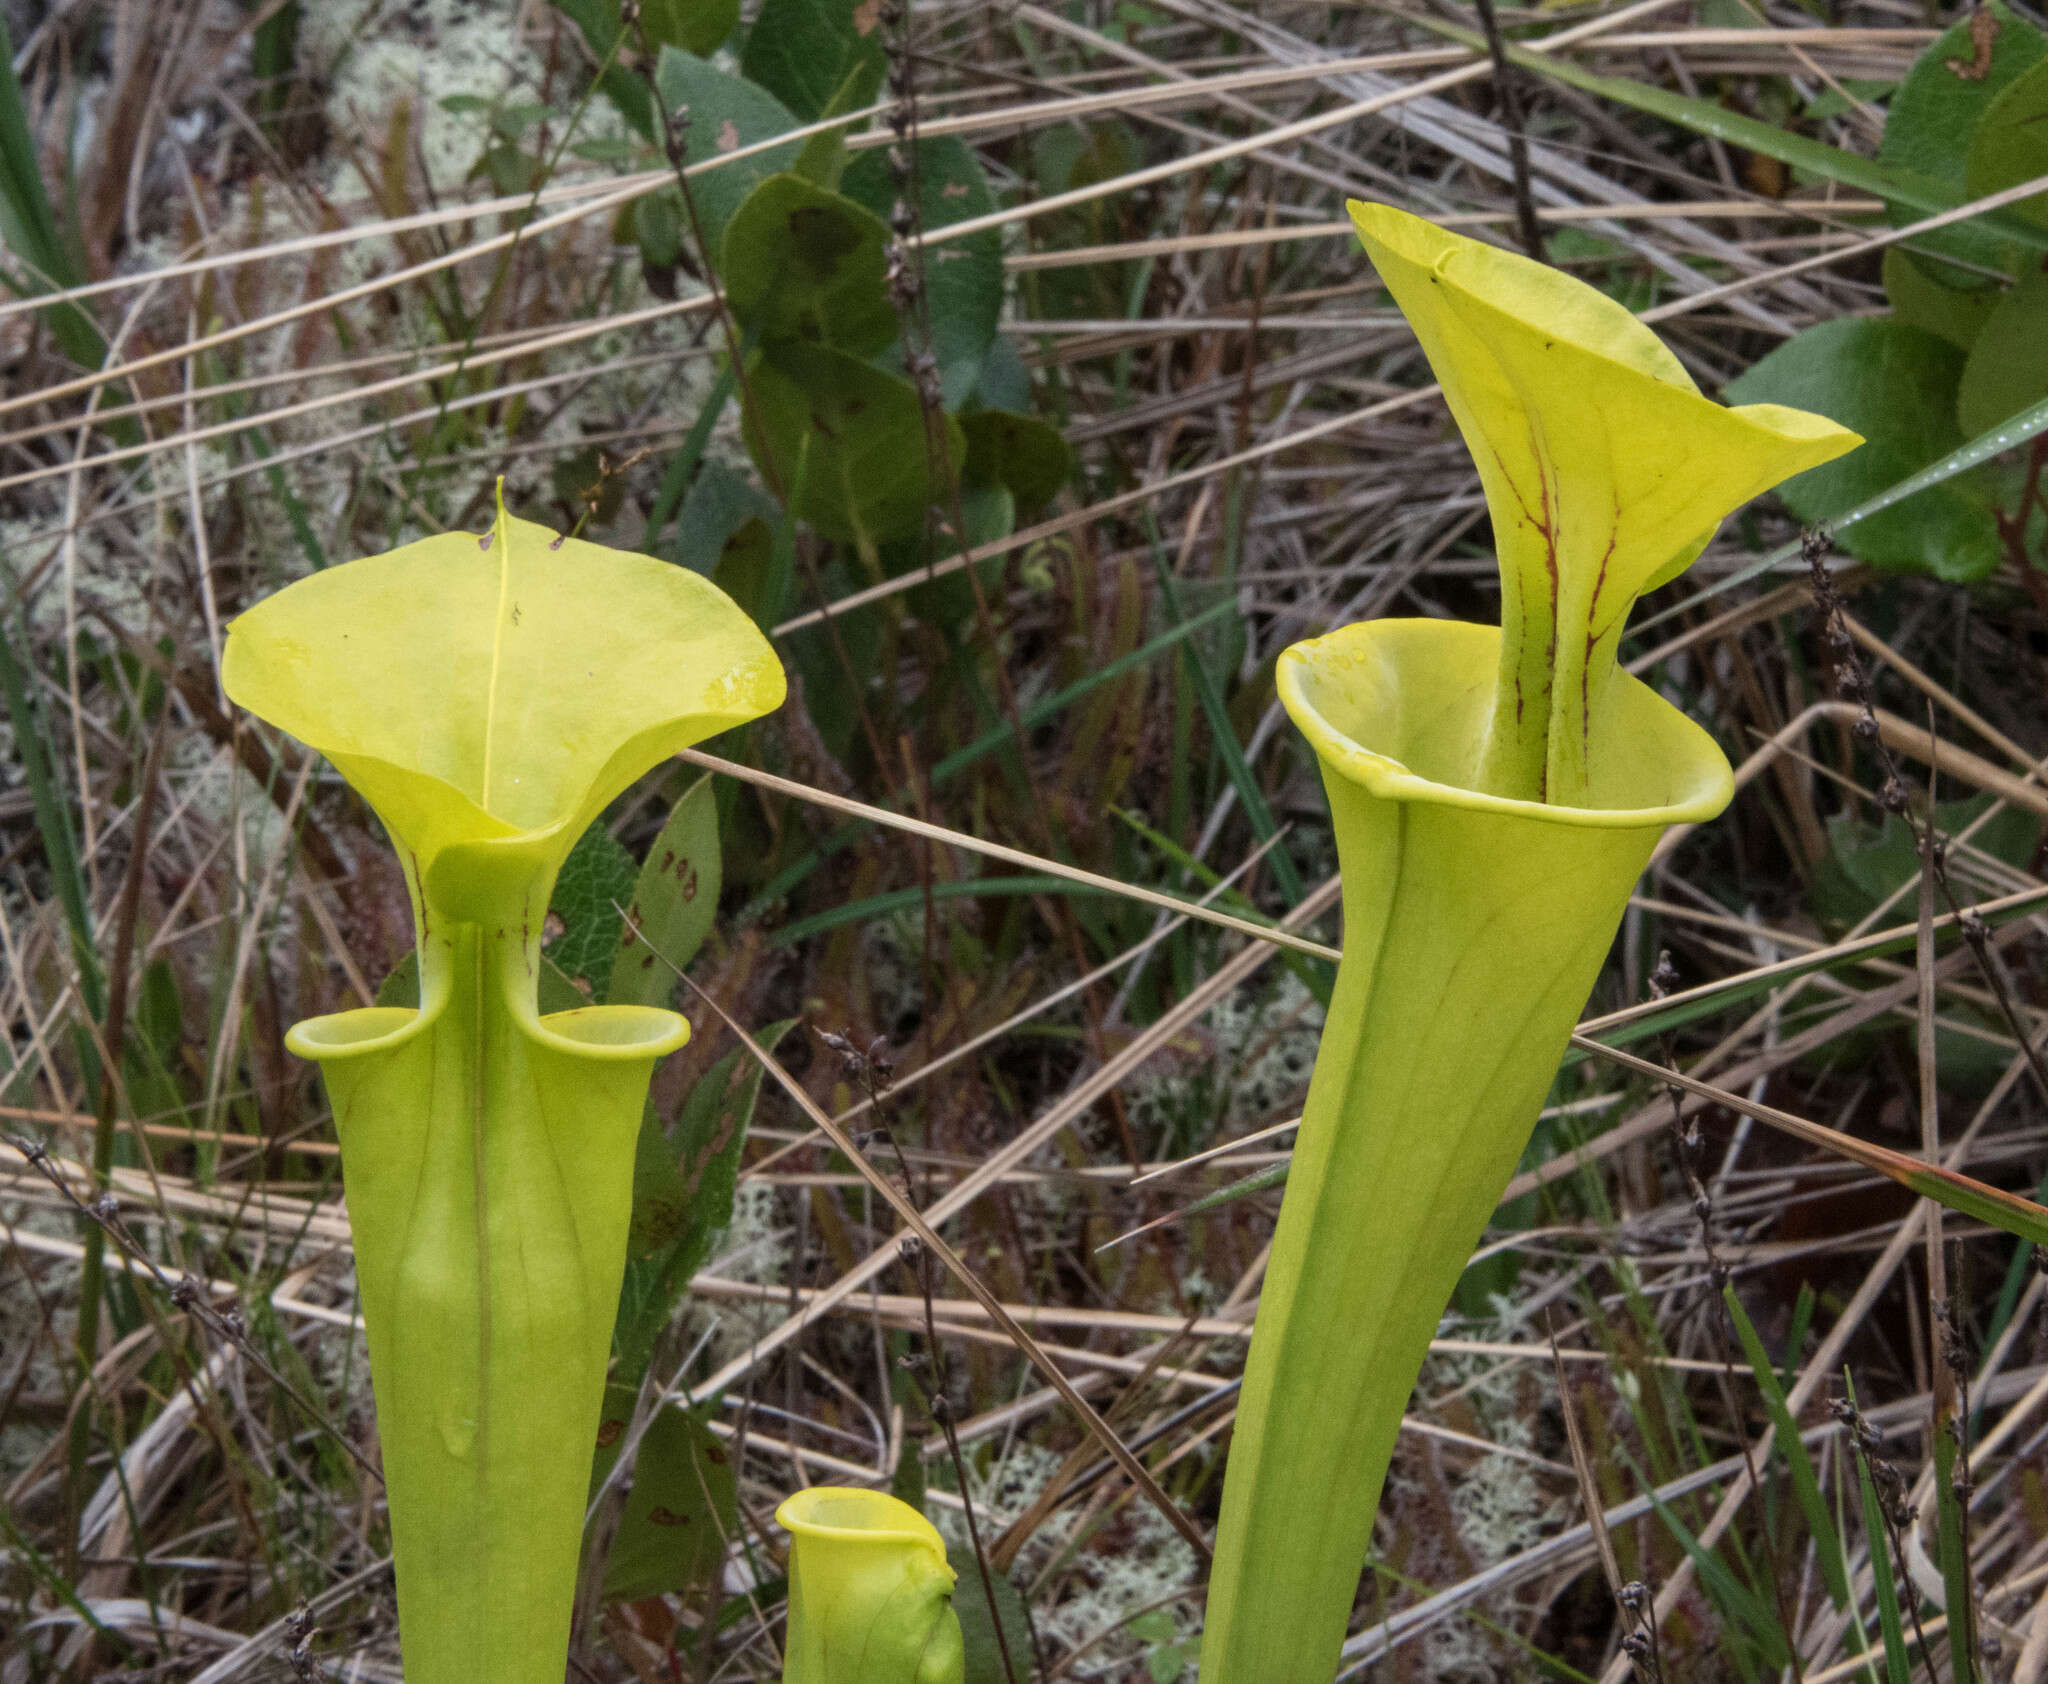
[776,1489,949,1557]
[1277,619,1733,831]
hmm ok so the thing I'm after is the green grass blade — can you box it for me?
[1139,508,1304,905]
[1724,1285,1852,1610]
[0,13,107,370]
[737,601,1236,922]
[1640,1479,1786,1673]
[769,873,1095,945]
[1410,17,2048,256]
[0,605,103,1018]
[1856,1481,1914,1684]
[1934,1424,1979,1683]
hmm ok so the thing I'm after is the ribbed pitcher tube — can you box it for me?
[1196,618,1732,1684]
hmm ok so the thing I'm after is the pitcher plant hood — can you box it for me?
[221,486,786,944]
[1347,201,1859,804]
[220,488,784,1684]
[778,1488,965,1684]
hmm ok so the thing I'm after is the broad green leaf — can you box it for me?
[793,55,886,191]
[720,172,896,355]
[1968,55,2048,234]
[888,480,1014,627]
[973,336,1034,414]
[623,1098,695,1264]
[634,187,685,272]
[641,0,739,57]
[1350,201,1855,801]
[592,1392,737,1603]
[962,409,1073,515]
[548,820,637,996]
[1726,317,2001,581]
[1882,244,1998,352]
[613,1027,788,1376]
[653,48,804,257]
[739,0,888,121]
[843,137,1004,408]
[1812,796,2040,932]
[609,773,722,1008]
[713,510,780,628]
[551,0,658,140]
[778,1489,965,1684]
[1959,270,2048,435]
[1880,2,2047,281]
[783,567,882,763]
[673,459,779,576]
[743,339,965,545]
[950,1551,1034,1684]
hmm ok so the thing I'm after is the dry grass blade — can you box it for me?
[1574,1033,2048,1244]
[682,748,1340,960]
[672,969,1215,1562]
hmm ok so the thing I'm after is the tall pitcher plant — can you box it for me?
[222,490,784,1684]
[1196,205,1861,1684]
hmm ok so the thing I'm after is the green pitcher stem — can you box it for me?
[1198,619,1731,1684]
[297,882,684,1684]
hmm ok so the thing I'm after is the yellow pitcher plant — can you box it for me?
[1195,205,1861,1684]
[778,1488,966,1684]
[222,489,784,1684]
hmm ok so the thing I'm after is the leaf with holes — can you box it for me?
[843,137,1003,408]
[614,1026,791,1379]
[1879,1,2047,283]
[591,1392,737,1604]
[653,48,804,257]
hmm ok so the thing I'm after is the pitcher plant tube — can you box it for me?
[778,1488,966,1684]
[221,488,784,1684]
[1194,204,1861,1684]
